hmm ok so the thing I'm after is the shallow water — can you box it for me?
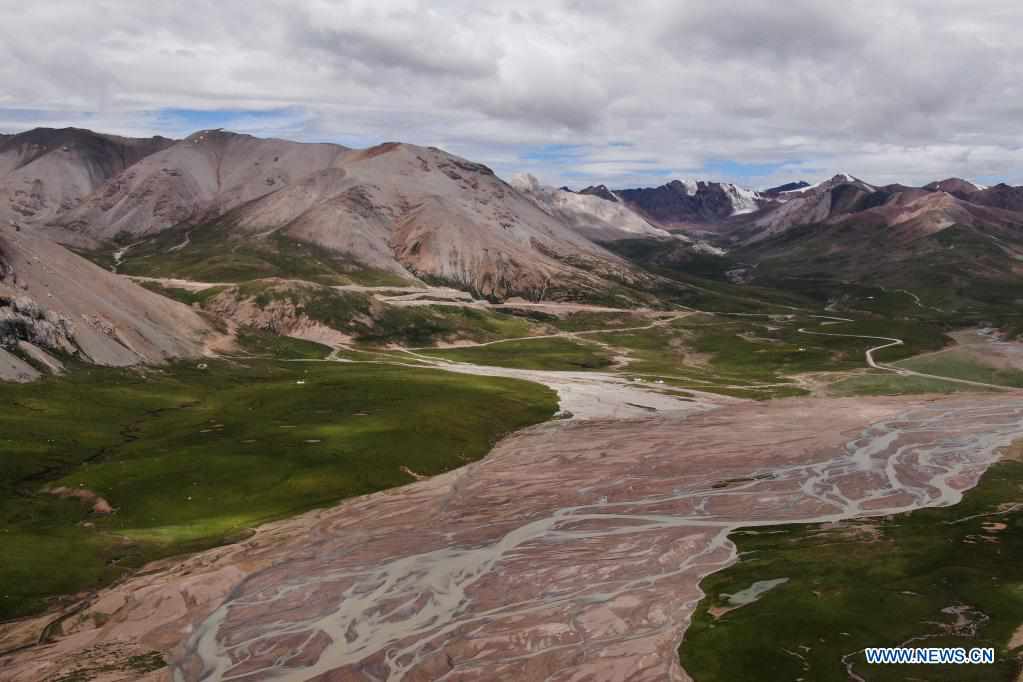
[171,396,1023,681]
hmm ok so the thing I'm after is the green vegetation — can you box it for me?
[590,321,807,400]
[0,358,556,620]
[50,650,166,682]
[894,351,1023,388]
[234,331,334,359]
[602,239,815,313]
[828,372,989,396]
[419,337,613,371]
[584,313,947,399]
[541,310,649,332]
[398,311,953,400]
[106,225,409,286]
[743,225,1023,325]
[360,305,533,347]
[681,451,1023,681]
[136,280,227,306]
[144,279,539,348]
[683,315,945,368]
[750,276,947,319]
[829,346,1023,396]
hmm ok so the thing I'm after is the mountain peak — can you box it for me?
[185,128,252,145]
[666,179,699,196]
[578,184,618,202]
[924,178,986,194]
[762,181,810,196]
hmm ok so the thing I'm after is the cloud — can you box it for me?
[2,1,1023,188]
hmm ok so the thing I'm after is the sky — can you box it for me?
[2,0,1023,190]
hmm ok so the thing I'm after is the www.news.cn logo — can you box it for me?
[865,647,995,665]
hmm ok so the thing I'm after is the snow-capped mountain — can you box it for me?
[612,179,766,228]
[511,174,674,241]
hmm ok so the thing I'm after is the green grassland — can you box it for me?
[828,372,991,396]
[104,225,409,286]
[141,271,971,401]
[542,310,652,332]
[357,305,535,347]
[400,311,956,399]
[418,337,614,371]
[601,239,816,313]
[829,347,1023,396]
[894,351,1023,388]
[721,220,1023,326]
[0,356,556,621]
[586,313,951,399]
[233,331,339,359]
[680,451,1023,681]
[135,280,228,307]
[228,280,539,347]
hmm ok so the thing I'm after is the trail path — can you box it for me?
[127,276,1013,393]
[408,312,689,351]
[798,327,1012,391]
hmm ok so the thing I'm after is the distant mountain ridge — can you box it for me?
[611,179,763,228]
[762,181,810,196]
[2,124,1019,314]
[511,174,673,241]
[0,127,647,301]
[0,127,174,229]
[719,174,1023,313]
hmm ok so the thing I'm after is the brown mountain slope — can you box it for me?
[224,142,630,298]
[734,188,1023,310]
[0,128,173,229]
[0,224,214,370]
[58,129,349,242]
[50,131,634,300]
[922,177,984,197]
[731,174,878,243]
[967,183,1023,212]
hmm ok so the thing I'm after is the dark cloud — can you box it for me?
[658,0,869,62]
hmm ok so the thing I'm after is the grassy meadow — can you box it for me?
[0,354,556,620]
[680,452,1023,681]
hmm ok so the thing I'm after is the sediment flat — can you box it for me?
[6,393,1023,681]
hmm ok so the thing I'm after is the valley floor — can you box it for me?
[4,392,1023,681]
[4,282,1023,681]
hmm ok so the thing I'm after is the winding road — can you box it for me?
[797,327,1013,391]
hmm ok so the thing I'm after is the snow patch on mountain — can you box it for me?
[511,173,673,239]
[721,183,761,214]
[779,173,872,195]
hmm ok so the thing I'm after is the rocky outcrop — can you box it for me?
[204,280,365,347]
[0,226,216,377]
[577,184,619,203]
[0,347,39,382]
[0,295,77,353]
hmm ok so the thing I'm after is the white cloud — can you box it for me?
[2,0,1023,188]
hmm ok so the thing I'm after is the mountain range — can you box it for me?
[3,125,1023,378]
